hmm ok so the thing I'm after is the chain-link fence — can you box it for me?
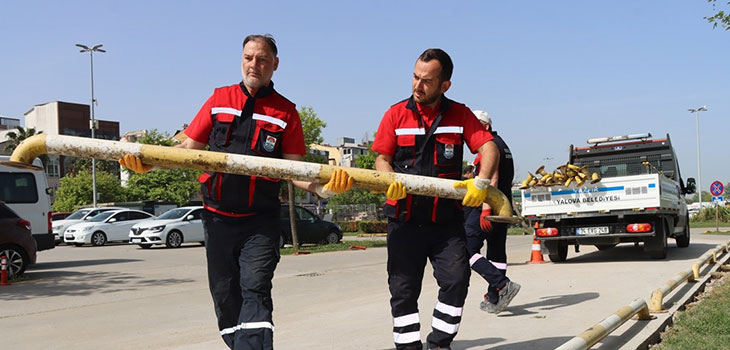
[328,203,383,221]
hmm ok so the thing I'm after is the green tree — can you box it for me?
[4,126,48,167]
[688,190,713,203]
[299,106,326,147]
[706,0,730,30]
[52,170,126,212]
[125,168,201,206]
[137,129,177,146]
[66,157,120,176]
[299,106,329,164]
[122,129,202,205]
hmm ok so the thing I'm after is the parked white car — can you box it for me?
[52,207,125,244]
[64,209,154,246]
[129,206,204,248]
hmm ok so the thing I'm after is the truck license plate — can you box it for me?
[576,226,609,235]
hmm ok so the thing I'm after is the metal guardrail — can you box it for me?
[649,269,695,313]
[691,244,727,280]
[556,239,730,350]
[555,299,652,350]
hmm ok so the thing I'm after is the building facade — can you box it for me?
[24,101,120,193]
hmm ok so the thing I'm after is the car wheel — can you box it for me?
[676,218,690,248]
[279,234,285,249]
[325,230,340,244]
[0,244,29,277]
[90,231,107,246]
[139,244,153,249]
[166,230,183,248]
[645,220,668,259]
[545,241,568,262]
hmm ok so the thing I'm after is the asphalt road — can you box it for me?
[1,228,727,350]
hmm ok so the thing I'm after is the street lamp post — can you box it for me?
[688,106,708,210]
[76,44,106,208]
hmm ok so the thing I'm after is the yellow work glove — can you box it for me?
[315,168,354,198]
[118,154,153,173]
[453,177,491,207]
[386,181,407,201]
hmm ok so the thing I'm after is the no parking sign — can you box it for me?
[710,181,724,196]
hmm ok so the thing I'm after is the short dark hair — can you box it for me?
[243,34,278,56]
[463,164,474,175]
[417,48,453,82]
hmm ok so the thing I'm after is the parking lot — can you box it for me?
[1,230,728,349]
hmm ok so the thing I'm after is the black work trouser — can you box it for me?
[202,210,281,350]
[464,208,509,304]
[387,219,471,350]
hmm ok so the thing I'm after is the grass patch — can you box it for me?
[508,227,531,235]
[654,273,730,350]
[280,240,386,255]
[690,221,730,228]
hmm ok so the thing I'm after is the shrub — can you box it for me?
[336,221,358,232]
[358,220,388,233]
[691,207,730,222]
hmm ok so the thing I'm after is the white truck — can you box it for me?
[0,155,54,251]
[521,133,695,261]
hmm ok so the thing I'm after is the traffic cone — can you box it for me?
[1,255,10,286]
[527,237,547,264]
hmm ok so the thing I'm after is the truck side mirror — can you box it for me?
[685,178,696,195]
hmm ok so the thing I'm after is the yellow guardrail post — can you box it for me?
[555,299,652,350]
[649,270,693,313]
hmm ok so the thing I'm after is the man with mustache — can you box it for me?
[120,34,353,350]
[371,48,499,350]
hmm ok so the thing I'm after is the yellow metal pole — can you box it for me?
[6,134,518,223]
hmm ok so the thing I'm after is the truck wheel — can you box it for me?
[545,241,568,262]
[645,221,668,259]
[675,219,690,248]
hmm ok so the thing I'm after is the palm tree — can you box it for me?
[5,126,48,167]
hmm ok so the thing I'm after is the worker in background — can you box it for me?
[371,48,499,350]
[462,164,475,179]
[464,110,520,314]
[120,34,353,350]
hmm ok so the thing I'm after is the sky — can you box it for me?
[1,1,728,190]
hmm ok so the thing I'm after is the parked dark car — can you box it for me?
[0,202,37,277]
[50,212,72,221]
[279,205,342,248]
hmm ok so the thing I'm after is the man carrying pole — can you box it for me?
[119,34,353,350]
[371,48,500,350]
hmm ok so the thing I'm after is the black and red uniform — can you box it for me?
[464,130,514,304]
[372,95,492,350]
[185,82,304,350]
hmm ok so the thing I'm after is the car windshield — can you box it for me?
[66,209,91,220]
[157,208,189,220]
[88,211,115,222]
